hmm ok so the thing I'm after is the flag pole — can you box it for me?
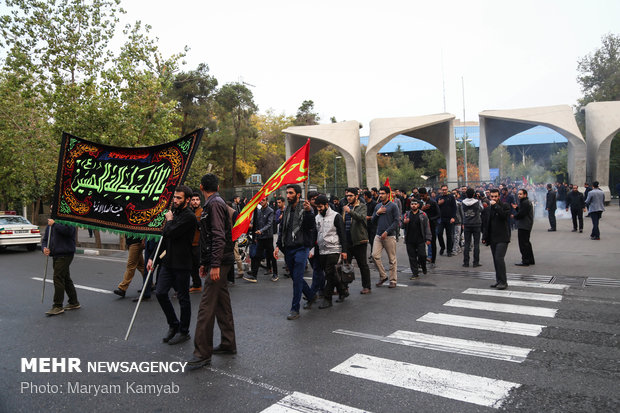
[124,235,164,340]
[41,228,52,303]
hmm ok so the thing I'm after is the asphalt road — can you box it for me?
[1,209,619,413]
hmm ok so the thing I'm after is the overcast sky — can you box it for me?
[122,1,619,135]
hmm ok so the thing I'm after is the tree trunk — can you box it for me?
[231,142,237,187]
[119,235,126,250]
[94,230,102,249]
[32,199,41,225]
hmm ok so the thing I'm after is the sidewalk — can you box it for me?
[398,205,620,280]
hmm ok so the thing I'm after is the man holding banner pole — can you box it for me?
[147,185,196,346]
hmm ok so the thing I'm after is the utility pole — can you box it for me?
[461,76,468,186]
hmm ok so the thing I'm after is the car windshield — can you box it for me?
[0,216,31,225]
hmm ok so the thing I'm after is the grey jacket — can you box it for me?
[585,188,605,213]
[461,198,482,227]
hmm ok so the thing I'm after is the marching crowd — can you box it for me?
[40,174,608,369]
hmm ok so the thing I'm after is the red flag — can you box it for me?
[232,139,310,241]
[383,177,394,202]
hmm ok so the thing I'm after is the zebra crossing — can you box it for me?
[262,278,572,411]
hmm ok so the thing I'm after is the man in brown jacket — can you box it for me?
[188,174,237,369]
[189,192,203,293]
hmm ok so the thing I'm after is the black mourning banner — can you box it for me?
[51,129,204,239]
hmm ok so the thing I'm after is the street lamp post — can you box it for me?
[461,76,468,186]
[334,155,342,195]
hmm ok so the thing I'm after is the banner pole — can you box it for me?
[41,228,52,303]
[124,236,164,341]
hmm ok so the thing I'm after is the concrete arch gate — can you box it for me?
[585,101,620,201]
[365,114,457,189]
[282,120,362,188]
[478,105,586,186]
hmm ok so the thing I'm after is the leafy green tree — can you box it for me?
[0,0,184,214]
[550,146,568,180]
[421,149,446,178]
[577,33,620,192]
[167,63,218,136]
[378,146,426,189]
[295,100,320,126]
[252,110,293,180]
[489,145,512,178]
[213,82,258,187]
[577,33,620,106]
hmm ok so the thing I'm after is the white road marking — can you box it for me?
[261,391,371,413]
[444,299,558,318]
[331,353,520,409]
[32,277,113,294]
[76,255,126,263]
[506,280,569,290]
[463,288,563,302]
[333,329,530,363]
[417,312,545,336]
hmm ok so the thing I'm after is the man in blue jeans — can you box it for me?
[274,184,317,320]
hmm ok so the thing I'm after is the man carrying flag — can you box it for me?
[229,139,311,319]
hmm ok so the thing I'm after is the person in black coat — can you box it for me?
[419,187,439,266]
[42,217,79,316]
[545,183,557,231]
[512,188,535,266]
[565,185,585,232]
[363,191,377,258]
[147,185,197,345]
[482,189,511,290]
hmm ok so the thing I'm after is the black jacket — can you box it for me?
[157,205,196,270]
[482,200,511,244]
[41,223,76,257]
[421,197,440,222]
[252,205,274,239]
[514,197,534,231]
[404,210,432,244]
[546,190,557,210]
[438,194,457,220]
[200,193,234,268]
[566,191,585,211]
[277,202,316,250]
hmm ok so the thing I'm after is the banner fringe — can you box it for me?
[55,220,162,242]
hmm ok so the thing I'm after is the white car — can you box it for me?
[0,212,42,251]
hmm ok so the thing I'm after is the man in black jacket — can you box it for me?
[419,187,439,267]
[42,216,79,316]
[274,184,317,320]
[363,191,377,260]
[512,188,535,266]
[403,199,431,278]
[245,197,277,282]
[545,183,557,231]
[437,185,457,256]
[189,174,237,369]
[147,185,196,345]
[565,185,585,233]
[482,189,511,290]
